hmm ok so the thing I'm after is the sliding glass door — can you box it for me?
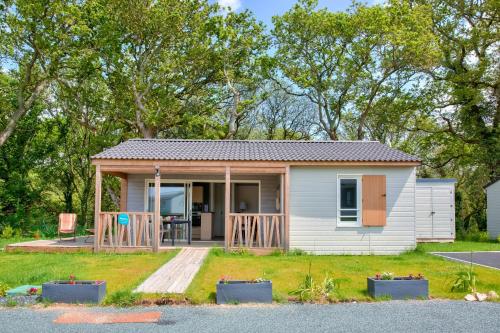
[147,182,191,219]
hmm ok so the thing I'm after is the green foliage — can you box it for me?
[0,282,9,297]
[286,248,308,256]
[457,231,490,243]
[272,292,288,303]
[227,247,252,256]
[272,0,438,140]
[452,251,478,293]
[289,265,315,302]
[209,247,226,257]
[452,269,478,293]
[5,297,17,307]
[0,0,496,236]
[1,226,14,239]
[381,272,394,280]
[104,290,141,307]
[289,262,339,302]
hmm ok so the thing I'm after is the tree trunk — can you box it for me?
[226,90,240,139]
[0,80,48,147]
[132,83,155,138]
[105,184,120,210]
[327,128,338,140]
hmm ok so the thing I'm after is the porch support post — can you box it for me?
[224,166,231,250]
[93,164,102,253]
[153,166,161,252]
[119,175,128,211]
[284,165,290,250]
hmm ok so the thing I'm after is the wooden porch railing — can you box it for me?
[98,212,154,248]
[229,213,285,248]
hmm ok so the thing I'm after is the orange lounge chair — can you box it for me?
[58,213,77,241]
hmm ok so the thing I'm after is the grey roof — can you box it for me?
[92,139,421,163]
[416,178,457,184]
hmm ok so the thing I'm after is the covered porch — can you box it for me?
[93,160,290,253]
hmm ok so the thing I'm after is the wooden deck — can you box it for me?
[134,247,209,293]
[5,237,223,253]
[5,237,93,253]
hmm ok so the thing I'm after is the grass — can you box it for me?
[186,245,500,304]
[0,245,179,303]
[2,237,500,305]
[416,241,500,252]
[0,237,33,250]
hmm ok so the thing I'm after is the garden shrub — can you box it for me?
[0,282,9,297]
[105,290,140,307]
[457,230,490,242]
[287,248,308,256]
[1,226,14,239]
[289,262,339,302]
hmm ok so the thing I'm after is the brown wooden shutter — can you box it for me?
[362,175,387,227]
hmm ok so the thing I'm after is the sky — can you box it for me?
[213,0,383,28]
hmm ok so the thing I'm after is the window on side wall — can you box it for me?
[337,176,362,227]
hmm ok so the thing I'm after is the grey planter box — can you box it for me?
[42,281,106,304]
[367,277,428,300]
[216,280,272,304]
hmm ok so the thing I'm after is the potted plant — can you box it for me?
[42,275,106,304]
[367,272,428,300]
[216,276,272,304]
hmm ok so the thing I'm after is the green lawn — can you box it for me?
[416,241,500,252]
[0,237,33,250]
[0,241,178,303]
[2,237,500,305]
[186,245,500,304]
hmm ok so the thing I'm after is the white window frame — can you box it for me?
[337,175,362,227]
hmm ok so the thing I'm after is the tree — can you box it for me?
[94,0,219,138]
[0,0,86,146]
[404,0,500,232]
[414,0,499,178]
[272,0,438,140]
[211,9,270,139]
[0,71,61,231]
[255,83,317,140]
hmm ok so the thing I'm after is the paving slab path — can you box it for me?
[135,247,209,293]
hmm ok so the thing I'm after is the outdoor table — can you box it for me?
[163,219,192,246]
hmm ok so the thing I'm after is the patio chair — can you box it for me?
[160,216,175,243]
[58,213,77,241]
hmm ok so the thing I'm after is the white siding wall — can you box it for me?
[126,173,280,213]
[289,167,416,255]
[487,181,500,240]
[415,182,455,241]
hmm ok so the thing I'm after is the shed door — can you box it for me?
[416,186,433,239]
[431,186,455,239]
[416,186,454,239]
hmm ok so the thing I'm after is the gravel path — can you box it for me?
[0,301,499,333]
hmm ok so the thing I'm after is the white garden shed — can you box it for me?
[486,180,500,240]
[415,178,456,242]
